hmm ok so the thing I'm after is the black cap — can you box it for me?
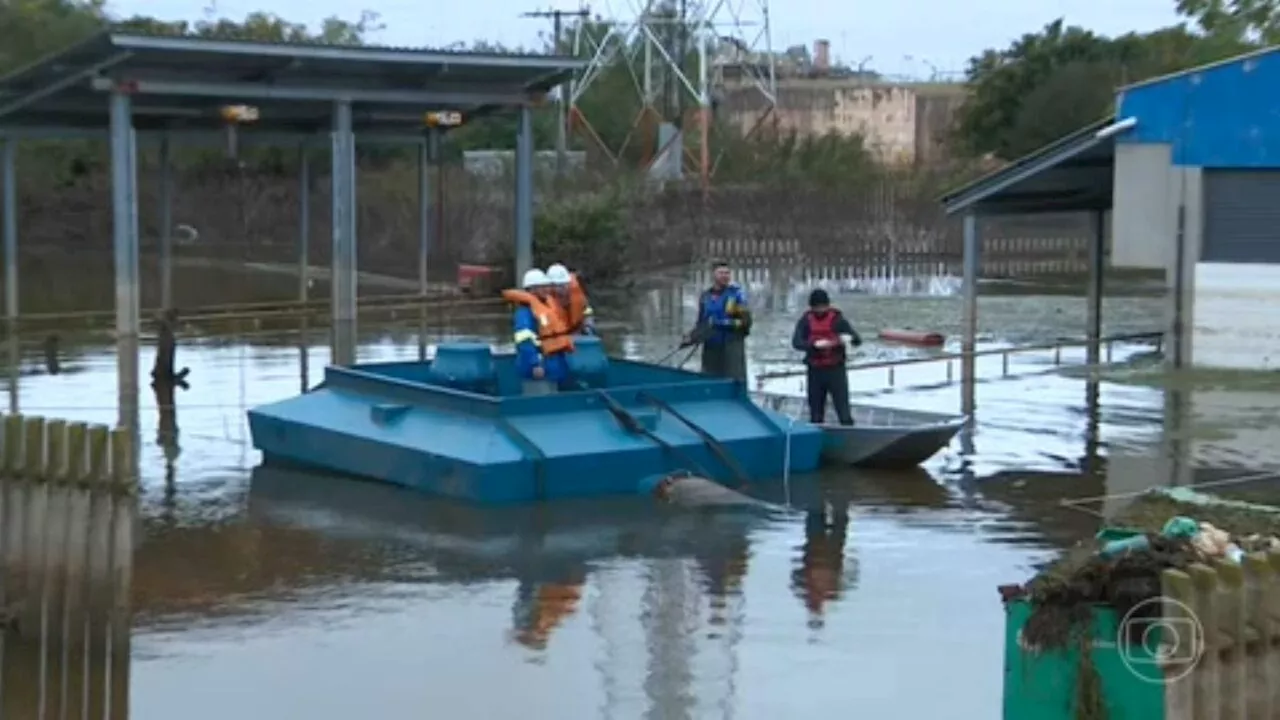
[808,288,830,307]
[711,258,730,270]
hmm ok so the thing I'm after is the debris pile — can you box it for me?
[997,488,1280,719]
[1003,487,1280,653]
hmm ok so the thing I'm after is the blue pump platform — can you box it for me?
[247,337,824,504]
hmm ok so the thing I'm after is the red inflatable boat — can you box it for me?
[877,329,946,347]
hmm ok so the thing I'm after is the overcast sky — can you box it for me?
[107,0,1186,77]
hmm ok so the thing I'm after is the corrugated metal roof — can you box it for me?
[0,31,584,139]
[1117,44,1280,92]
[939,117,1119,216]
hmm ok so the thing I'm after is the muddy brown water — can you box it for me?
[4,268,1249,719]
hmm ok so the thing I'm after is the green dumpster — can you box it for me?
[1003,599,1167,719]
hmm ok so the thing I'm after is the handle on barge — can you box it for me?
[590,387,712,481]
[637,392,751,487]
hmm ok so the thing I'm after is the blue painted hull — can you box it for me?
[247,350,824,505]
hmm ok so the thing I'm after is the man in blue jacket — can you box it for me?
[791,288,861,425]
[683,260,751,381]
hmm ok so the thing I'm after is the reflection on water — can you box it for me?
[7,272,1265,719]
[0,474,136,720]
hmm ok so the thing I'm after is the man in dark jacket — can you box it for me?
[683,260,751,381]
[790,288,861,425]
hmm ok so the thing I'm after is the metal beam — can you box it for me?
[91,77,534,107]
[514,105,534,281]
[106,32,586,72]
[158,135,173,310]
[1,139,16,330]
[299,145,310,305]
[0,52,133,119]
[0,126,431,145]
[960,212,980,420]
[330,100,357,366]
[1086,209,1106,366]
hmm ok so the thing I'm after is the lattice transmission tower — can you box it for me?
[554,0,777,190]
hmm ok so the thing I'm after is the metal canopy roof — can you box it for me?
[939,117,1127,216]
[0,32,585,139]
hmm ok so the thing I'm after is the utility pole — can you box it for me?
[522,6,589,179]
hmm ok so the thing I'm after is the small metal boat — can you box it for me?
[750,391,967,469]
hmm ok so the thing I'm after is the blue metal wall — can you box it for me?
[1116,48,1280,167]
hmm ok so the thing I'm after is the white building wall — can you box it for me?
[1192,264,1280,370]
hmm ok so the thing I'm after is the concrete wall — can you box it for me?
[721,79,963,164]
[914,92,965,165]
[1111,142,1206,367]
[1113,138,1280,370]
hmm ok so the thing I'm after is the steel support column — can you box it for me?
[514,105,535,282]
[298,145,310,304]
[158,135,173,310]
[1,138,16,334]
[417,137,429,361]
[330,100,357,366]
[110,91,142,433]
[960,212,980,421]
[1086,209,1106,366]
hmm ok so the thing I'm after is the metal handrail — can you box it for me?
[755,330,1165,386]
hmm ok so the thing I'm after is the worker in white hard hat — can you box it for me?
[501,268,576,394]
[545,263,595,335]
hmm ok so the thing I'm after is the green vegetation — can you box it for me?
[950,3,1267,160]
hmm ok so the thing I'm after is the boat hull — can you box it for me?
[750,392,966,469]
[247,344,826,505]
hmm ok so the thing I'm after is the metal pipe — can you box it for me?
[961,212,980,418]
[1,138,16,333]
[756,330,1165,382]
[1171,178,1188,369]
[298,145,310,304]
[89,77,539,109]
[109,92,140,342]
[418,140,429,296]
[1086,209,1105,366]
[330,100,357,366]
[417,137,429,361]
[514,105,535,281]
[158,135,173,310]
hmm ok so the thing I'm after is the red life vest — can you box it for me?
[807,311,843,367]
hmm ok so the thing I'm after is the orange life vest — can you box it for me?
[502,288,576,356]
[514,582,583,649]
[566,274,591,332]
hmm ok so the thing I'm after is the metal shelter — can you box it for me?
[938,115,1132,418]
[0,31,582,433]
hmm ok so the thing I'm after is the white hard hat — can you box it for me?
[521,268,550,289]
[545,263,572,285]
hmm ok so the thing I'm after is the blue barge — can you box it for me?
[247,338,824,504]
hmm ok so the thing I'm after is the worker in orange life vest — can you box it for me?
[790,288,861,425]
[545,263,595,335]
[502,269,576,393]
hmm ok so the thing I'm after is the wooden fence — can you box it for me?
[0,416,137,720]
[1161,554,1280,719]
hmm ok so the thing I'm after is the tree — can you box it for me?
[1176,0,1280,42]
[952,15,1256,161]
[952,20,1120,159]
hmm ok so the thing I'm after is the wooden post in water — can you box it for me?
[0,414,137,720]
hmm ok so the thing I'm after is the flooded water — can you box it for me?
[1,267,1245,719]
